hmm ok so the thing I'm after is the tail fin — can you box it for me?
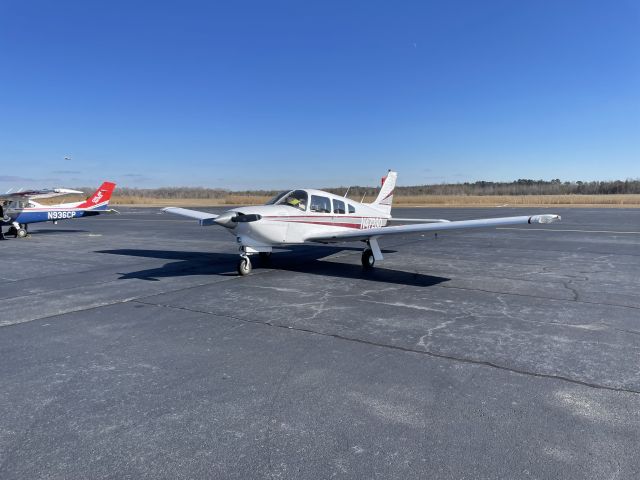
[77,181,116,210]
[370,170,397,215]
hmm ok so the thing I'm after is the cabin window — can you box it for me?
[310,195,331,213]
[348,204,356,214]
[333,199,345,214]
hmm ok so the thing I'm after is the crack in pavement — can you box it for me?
[438,283,640,311]
[131,299,640,396]
[0,266,274,329]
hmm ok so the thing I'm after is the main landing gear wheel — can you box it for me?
[16,228,27,238]
[237,256,252,276]
[361,249,375,268]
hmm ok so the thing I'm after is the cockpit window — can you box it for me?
[265,191,290,205]
[280,190,308,211]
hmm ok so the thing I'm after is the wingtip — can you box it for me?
[529,214,561,224]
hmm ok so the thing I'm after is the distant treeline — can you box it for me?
[76,179,640,199]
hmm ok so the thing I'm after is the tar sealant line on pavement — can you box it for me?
[0,266,275,328]
[130,298,640,396]
[497,227,640,234]
[437,284,640,311]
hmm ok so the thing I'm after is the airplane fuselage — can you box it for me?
[218,188,390,251]
[1,206,108,226]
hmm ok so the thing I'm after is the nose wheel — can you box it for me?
[237,255,252,276]
[7,223,28,239]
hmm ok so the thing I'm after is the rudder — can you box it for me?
[78,182,116,209]
[370,170,397,215]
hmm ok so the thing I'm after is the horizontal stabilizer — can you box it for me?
[82,208,120,217]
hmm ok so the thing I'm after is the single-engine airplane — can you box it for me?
[163,171,561,275]
[0,181,117,239]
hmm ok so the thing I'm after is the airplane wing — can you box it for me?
[306,214,561,243]
[162,207,219,226]
[0,188,84,201]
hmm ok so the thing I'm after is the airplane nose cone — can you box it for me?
[214,212,237,228]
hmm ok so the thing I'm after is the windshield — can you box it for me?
[265,191,290,205]
[279,190,308,211]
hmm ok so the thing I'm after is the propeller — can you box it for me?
[214,212,262,228]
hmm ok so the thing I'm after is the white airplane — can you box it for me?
[163,171,561,275]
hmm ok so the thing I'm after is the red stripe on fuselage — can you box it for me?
[261,215,386,230]
[282,220,362,228]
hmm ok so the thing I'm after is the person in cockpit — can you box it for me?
[284,191,306,210]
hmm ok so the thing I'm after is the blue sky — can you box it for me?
[1,0,638,190]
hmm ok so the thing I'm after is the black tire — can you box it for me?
[237,256,252,276]
[361,249,375,268]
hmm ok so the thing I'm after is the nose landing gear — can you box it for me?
[237,254,252,276]
[7,223,28,239]
[236,246,273,275]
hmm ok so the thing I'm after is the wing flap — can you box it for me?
[306,214,561,243]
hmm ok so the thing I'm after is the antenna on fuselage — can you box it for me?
[360,193,366,203]
[344,187,350,198]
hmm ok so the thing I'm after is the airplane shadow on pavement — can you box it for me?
[96,246,449,287]
[3,229,90,236]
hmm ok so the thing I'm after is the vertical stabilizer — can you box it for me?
[77,182,116,210]
[370,170,397,215]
